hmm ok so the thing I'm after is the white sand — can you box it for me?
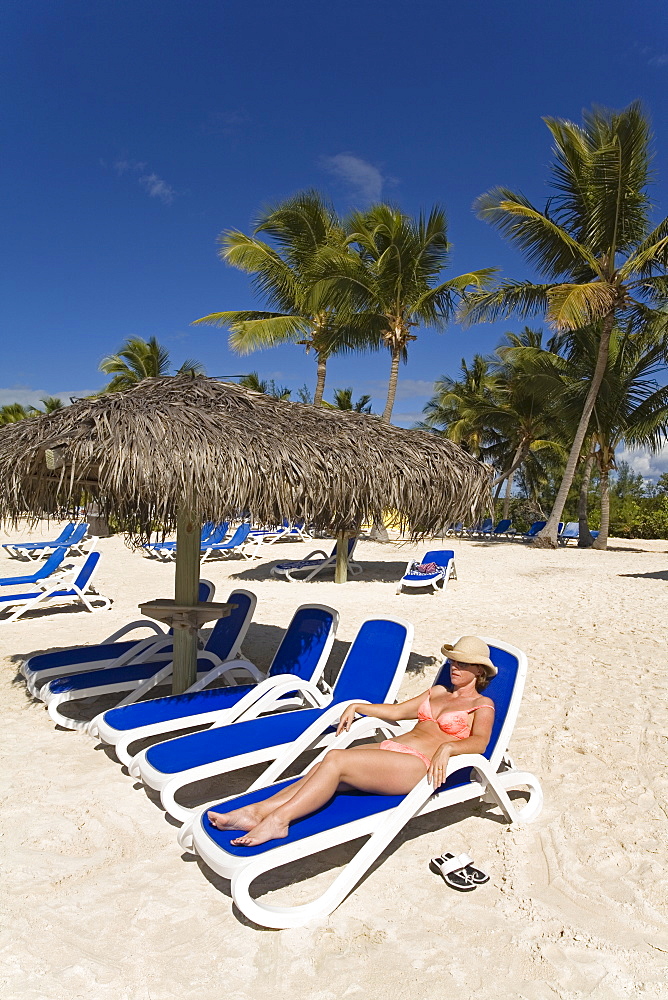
[1,524,667,999]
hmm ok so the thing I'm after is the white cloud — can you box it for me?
[648,54,668,67]
[392,412,423,427]
[321,153,385,202]
[617,441,668,479]
[0,387,98,407]
[103,158,175,204]
[138,172,175,205]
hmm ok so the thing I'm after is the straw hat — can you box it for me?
[440,636,497,677]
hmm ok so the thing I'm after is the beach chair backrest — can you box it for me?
[205,522,229,546]
[71,551,100,591]
[53,523,76,544]
[66,523,89,546]
[198,579,215,603]
[332,616,413,705]
[435,638,526,770]
[225,523,251,548]
[200,522,215,542]
[422,549,454,567]
[203,589,256,660]
[526,520,545,537]
[267,604,338,682]
[560,522,579,538]
[329,536,358,560]
[480,518,493,532]
[35,545,68,579]
[494,519,511,533]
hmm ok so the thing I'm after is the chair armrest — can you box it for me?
[102,620,167,643]
[184,656,263,692]
[231,676,329,723]
[247,700,369,790]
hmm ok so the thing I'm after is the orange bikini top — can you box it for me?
[417,690,487,739]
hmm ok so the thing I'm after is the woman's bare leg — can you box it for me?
[230,748,427,846]
[208,743,387,831]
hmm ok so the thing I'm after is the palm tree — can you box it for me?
[324,387,373,413]
[313,204,496,422]
[35,396,63,414]
[99,336,204,392]
[238,372,292,400]
[501,324,668,548]
[0,403,34,425]
[464,102,668,546]
[421,355,498,457]
[192,190,350,405]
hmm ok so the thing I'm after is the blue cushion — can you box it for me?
[25,640,144,673]
[403,572,441,582]
[103,684,267,732]
[202,766,474,858]
[47,657,208,694]
[267,606,334,679]
[145,707,329,773]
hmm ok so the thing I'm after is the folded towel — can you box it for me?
[414,562,442,574]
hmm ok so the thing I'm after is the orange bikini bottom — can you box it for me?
[379,739,431,768]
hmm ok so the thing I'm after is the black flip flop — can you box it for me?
[429,852,490,891]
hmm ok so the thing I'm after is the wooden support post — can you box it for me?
[334,529,348,584]
[172,506,201,694]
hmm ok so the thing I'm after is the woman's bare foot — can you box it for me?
[230,813,290,847]
[207,804,264,831]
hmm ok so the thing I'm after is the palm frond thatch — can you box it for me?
[0,375,491,543]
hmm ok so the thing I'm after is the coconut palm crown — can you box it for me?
[311,203,496,422]
[192,190,351,405]
[463,102,668,544]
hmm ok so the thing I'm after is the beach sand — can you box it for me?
[1,524,667,1000]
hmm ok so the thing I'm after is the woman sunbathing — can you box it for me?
[208,635,496,846]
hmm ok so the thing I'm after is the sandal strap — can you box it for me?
[432,853,473,876]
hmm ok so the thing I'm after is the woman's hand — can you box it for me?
[336,704,359,736]
[427,742,452,787]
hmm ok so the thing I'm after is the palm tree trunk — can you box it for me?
[534,313,615,548]
[592,460,611,550]
[382,347,402,423]
[577,445,596,548]
[313,353,327,406]
[503,471,514,521]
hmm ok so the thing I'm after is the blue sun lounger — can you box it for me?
[271,536,361,582]
[2,523,76,559]
[40,589,257,730]
[201,523,255,563]
[131,615,413,824]
[4,522,91,561]
[478,519,513,538]
[0,546,70,587]
[22,580,216,695]
[250,520,311,545]
[0,552,110,624]
[144,523,229,561]
[183,638,543,928]
[396,549,456,595]
[557,522,600,545]
[89,602,340,765]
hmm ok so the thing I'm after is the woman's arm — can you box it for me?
[336,689,430,734]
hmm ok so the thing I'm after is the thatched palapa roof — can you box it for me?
[0,375,491,541]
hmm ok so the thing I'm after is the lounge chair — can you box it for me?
[2,522,75,559]
[396,549,456,595]
[40,589,257,731]
[463,518,492,538]
[201,523,256,563]
[250,520,311,544]
[478,519,512,538]
[557,522,600,545]
[0,552,110,623]
[183,637,542,928]
[444,522,464,537]
[271,536,361,582]
[4,522,91,561]
[22,579,215,695]
[88,602,339,765]
[0,545,70,587]
[130,615,412,824]
[519,520,563,541]
[144,523,228,562]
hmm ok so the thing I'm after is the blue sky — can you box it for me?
[3,0,668,467]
